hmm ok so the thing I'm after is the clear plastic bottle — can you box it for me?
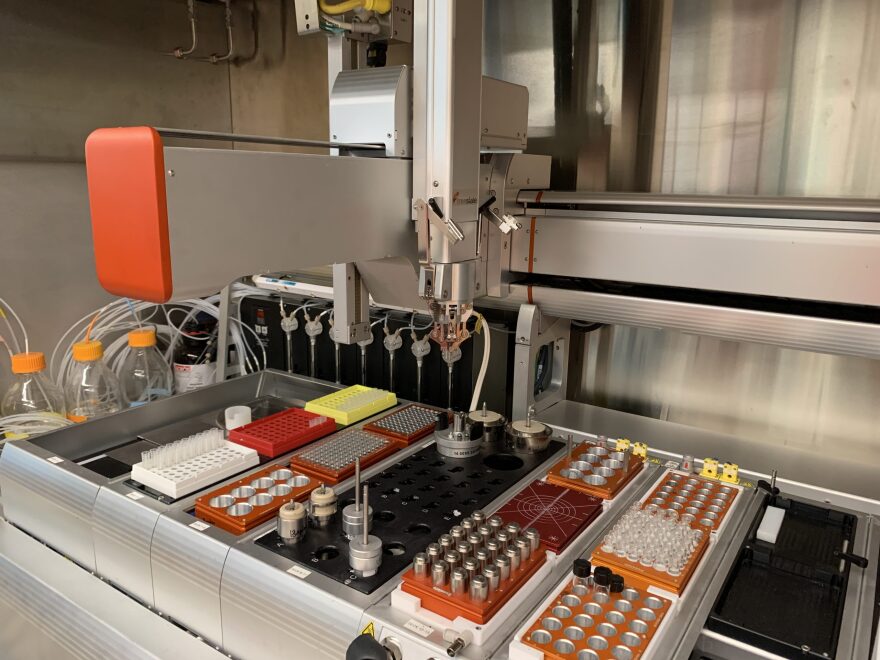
[64,339,123,422]
[120,327,173,407]
[1,351,65,416]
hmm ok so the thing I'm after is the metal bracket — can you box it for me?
[332,263,371,345]
[483,205,521,235]
[479,194,521,235]
[511,303,570,420]
[414,197,465,245]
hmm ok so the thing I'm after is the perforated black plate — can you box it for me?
[255,440,562,594]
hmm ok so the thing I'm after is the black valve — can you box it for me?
[346,634,391,660]
[834,550,869,569]
[756,479,780,497]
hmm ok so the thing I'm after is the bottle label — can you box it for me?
[173,363,217,393]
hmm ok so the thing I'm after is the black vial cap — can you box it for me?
[594,565,612,579]
[573,558,591,578]
[610,574,624,592]
[594,571,611,587]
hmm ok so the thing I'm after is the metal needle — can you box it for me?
[448,362,454,409]
[362,484,369,546]
[355,458,361,512]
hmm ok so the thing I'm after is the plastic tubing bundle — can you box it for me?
[51,284,269,388]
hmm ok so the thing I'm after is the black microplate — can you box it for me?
[708,495,856,659]
[255,440,562,594]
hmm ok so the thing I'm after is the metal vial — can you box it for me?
[450,525,465,541]
[495,530,510,553]
[471,510,486,525]
[485,539,500,563]
[450,567,468,594]
[426,543,442,565]
[432,559,449,587]
[524,528,541,553]
[505,521,521,541]
[505,545,521,571]
[487,515,504,532]
[445,549,461,572]
[495,554,511,581]
[478,524,493,546]
[516,537,531,563]
[438,534,454,551]
[456,541,472,559]
[469,574,488,602]
[460,517,476,533]
[413,553,429,577]
[463,557,479,584]
[467,532,483,550]
[475,547,490,573]
[484,564,500,593]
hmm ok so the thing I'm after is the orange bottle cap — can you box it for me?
[72,339,104,362]
[128,327,157,348]
[11,351,46,374]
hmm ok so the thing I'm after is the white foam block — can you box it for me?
[756,505,785,544]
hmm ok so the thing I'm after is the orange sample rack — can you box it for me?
[195,464,316,535]
[547,443,643,499]
[522,575,672,659]
[290,428,401,484]
[401,543,547,625]
[643,472,738,531]
[363,404,448,445]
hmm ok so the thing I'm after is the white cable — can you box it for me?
[52,287,263,388]
[469,313,491,413]
[0,412,72,441]
[0,297,27,353]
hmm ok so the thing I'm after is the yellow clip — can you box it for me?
[615,438,631,451]
[632,442,648,459]
[721,462,739,484]
[700,458,719,479]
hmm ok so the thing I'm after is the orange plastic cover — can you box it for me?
[85,126,172,302]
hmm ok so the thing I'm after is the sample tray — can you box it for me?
[644,472,737,531]
[521,576,672,659]
[255,440,562,594]
[363,404,447,445]
[130,432,259,499]
[591,511,710,596]
[195,464,317,535]
[401,534,547,624]
[494,480,603,553]
[290,428,402,484]
[546,443,643,500]
[707,496,857,659]
[229,407,336,458]
[304,385,397,426]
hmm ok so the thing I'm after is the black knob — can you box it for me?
[573,558,591,578]
[435,412,449,432]
[346,634,391,660]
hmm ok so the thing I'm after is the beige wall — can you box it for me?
[0,0,328,391]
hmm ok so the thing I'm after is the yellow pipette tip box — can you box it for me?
[304,385,397,426]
